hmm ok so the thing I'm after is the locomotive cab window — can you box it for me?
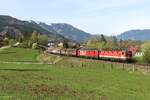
[122,52,125,55]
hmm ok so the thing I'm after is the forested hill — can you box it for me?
[0,15,66,41]
[37,22,91,42]
[117,29,150,41]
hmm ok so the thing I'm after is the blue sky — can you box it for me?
[0,0,150,35]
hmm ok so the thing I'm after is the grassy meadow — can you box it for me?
[0,48,39,62]
[0,48,150,100]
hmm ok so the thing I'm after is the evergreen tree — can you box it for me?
[63,40,69,48]
[100,34,107,44]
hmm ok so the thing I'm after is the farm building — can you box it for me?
[134,52,143,57]
[129,47,141,55]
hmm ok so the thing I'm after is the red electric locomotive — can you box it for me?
[99,50,132,61]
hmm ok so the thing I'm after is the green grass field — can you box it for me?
[0,48,150,100]
[0,48,39,62]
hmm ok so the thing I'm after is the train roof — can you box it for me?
[78,48,131,52]
[79,48,99,50]
[100,48,129,51]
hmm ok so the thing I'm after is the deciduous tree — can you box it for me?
[38,34,49,45]
[31,30,38,43]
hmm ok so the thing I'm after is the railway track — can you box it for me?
[47,52,150,74]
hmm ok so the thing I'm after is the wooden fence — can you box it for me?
[100,61,150,74]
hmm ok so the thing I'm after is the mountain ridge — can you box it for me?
[37,22,91,42]
[117,29,150,41]
[0,15,68,41]
[0,15,91,42]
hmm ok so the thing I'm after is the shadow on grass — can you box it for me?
[0,69,47,72]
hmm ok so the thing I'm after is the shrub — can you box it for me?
[142,42,150,63]
[32,43,38,49]
[9,39,17,46]
[18,40,31,48]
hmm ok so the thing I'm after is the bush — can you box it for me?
[142,42,150,63]
[9,39,17,46]
[38,34,48,45]
[131,56,143,63]
[32,43,38,49]
[18,40,31,48]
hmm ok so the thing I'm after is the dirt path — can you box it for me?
[0,61,45,65]
[0,56,62,65]
[0,46,11,51]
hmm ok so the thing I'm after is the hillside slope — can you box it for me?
[117,30,150,41]
[0,15,65,41]
[38,22,91,42]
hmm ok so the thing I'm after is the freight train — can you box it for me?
[47,48,132,62]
